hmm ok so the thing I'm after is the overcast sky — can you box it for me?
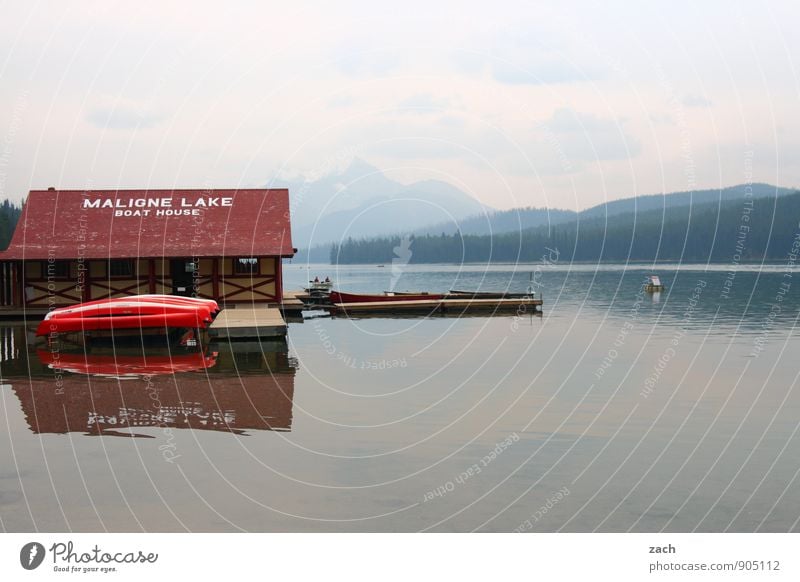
[0,0,798,210]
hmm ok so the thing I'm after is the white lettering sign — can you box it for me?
[82,197,234,212]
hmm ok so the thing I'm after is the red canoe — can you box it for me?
[74,294,219,314]
[329,291,446,304]
[37,299,216,336]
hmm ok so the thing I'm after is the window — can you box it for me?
[44,260,69,279]
[109,259,134,277]
[234,257,259,274]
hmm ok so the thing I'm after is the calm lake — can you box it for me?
[1,263,799,532]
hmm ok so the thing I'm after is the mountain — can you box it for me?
[416,206,577,236]
[273,159,492,248]
[283,166,795,258]
[580,183,794,219]
[331,189,800,264]
[415,183,794,238]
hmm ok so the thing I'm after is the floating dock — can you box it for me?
[280,291,308,314]
[209,306,287,339]
[2,301,293,339]
[1,292,541,332]
[330,296,542,315]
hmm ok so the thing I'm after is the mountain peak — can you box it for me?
[340,156,381,179]
[283,157,490,247]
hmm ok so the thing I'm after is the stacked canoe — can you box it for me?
[37,295,220,336]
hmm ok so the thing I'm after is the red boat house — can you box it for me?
[0,188,295,308]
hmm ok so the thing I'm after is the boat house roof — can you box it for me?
[0,188,294,260]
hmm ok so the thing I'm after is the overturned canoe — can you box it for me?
[75,294,220,314]
[37,297,217,336]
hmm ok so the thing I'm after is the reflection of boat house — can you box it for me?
[13,373,296,436]
[2,327,297,436]
[0,188,294,307]
[12,351,297,436]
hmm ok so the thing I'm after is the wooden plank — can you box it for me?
[209,306,287,339]
[280,290,306,312]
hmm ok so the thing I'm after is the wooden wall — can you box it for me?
[13,256,283,307]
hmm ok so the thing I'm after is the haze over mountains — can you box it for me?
[275,158,490,249]
[415,183,795,237]
[287,158,795,262]
[333,189,800,264]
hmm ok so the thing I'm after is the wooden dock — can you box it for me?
[280,291,307,313]
[0,293,541,331]
[209,306,287,339]
[331,296,543,315]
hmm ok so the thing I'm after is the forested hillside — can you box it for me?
[0,200,22,250]
[416,206,576,236]
[580,183,794,219]
[331,191,800,264]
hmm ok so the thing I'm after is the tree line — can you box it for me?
[331,192,800,264]
[0,199,22,250]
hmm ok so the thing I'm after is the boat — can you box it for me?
[447,290,533,299]
[130,294,218,312]
[75,294,220,315]
[305,277,333,298]
[37,348,218,377]
[37,297,217,336]
[307,276,333,290]
[644,275,665,293]
[329,290,446,304]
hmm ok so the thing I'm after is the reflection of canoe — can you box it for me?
[37,349,218,376]
[37,297,217,336]
[330,291,446,304]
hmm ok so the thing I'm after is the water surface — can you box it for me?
[1,264,798,531]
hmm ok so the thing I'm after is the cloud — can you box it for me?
[451,27,605,86]
[347,106,640,175]
[453,52,604,85]
[370,137,464,160]
[682,94,713,108]
[395,93,451,114]
[491,59,603,85]
[540,107,641,163]
[649,112,675,126]
[328,94,357,108]
[334,44,400,77]
[85,106,167,130]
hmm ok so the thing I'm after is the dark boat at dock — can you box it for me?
[448,290,533,299]
[326,288,543,316]
[329,291,447,304]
